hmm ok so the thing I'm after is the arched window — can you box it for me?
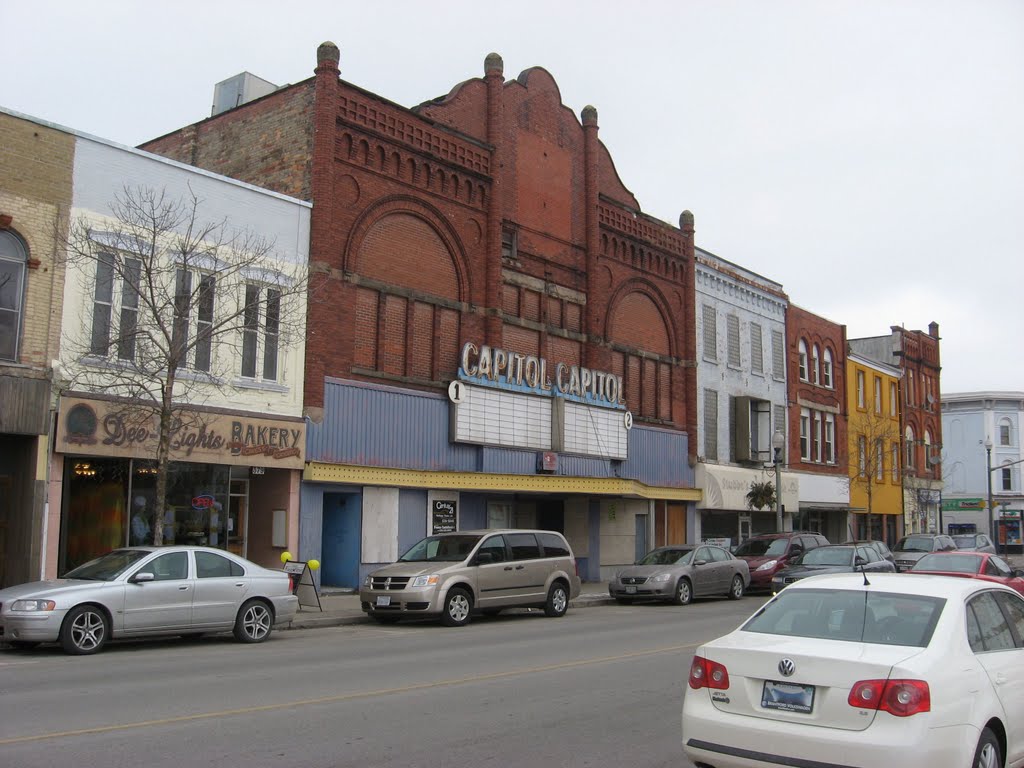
[0,230,28,362]
[798,339,808,381]
[999,418,1013,447]
[811,344,820,385]
[905,426,916,470]
[822,348,833,388]
[923,430,933,472]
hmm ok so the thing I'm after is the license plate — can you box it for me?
[761,680,815,713]
[625,586,637,594]
[375,596,391,607]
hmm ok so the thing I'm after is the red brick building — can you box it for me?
[143,43,699,585]
[785,305,849,541]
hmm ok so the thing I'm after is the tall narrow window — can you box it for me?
[1002,466,1013,492]
[857,370,866,409]
[905,426,916,469]
[811,344,820,385]
[858,436,867,477]
[116,258,141,361]
[907,370,915,406]
[90,252,115,356]
[726,314,740,367]
[800,408,811,460]
[874,376,882,414]
[240,284,281,383]
[703,389,718,461]
[1000,420,1012,446]
[891,442,900,482]
[172,269,192,369]
[875,439,884,481]
[798,339,808,381]
[702,305,717,362]
[263,288,280,381]
[772,330,785,381]
[774,405,786,441]
[750,323,763,374]
[822,348,833,388]
[0,230,28,362]
[193,274,215,372]
[890,382,898,416]
[241,284,260,378]
[813,412,823,462]
[824,414,835,463]
[923,430,933,473]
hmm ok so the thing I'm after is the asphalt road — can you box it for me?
[0,596,764,768]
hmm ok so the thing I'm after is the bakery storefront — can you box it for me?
[47,395,305,577]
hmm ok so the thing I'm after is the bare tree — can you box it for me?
[57,185,309,545]
[847,407,902,539]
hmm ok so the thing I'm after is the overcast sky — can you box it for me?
[3,1,1021,394]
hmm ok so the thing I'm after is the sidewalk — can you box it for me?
[285,581,615,630]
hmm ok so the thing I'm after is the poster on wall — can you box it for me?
[431,500,457,535]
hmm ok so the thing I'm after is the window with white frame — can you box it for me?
[822,348,833,388]
[812,344,820,385]
[875,439,884,481]
[750,322,763,374]
[703,388,718,461]
[726,314,740,368]
[1002,464,1013,492]
[774,405,786,443]
[171,268,216,372]
[800,408,811,460]
[890,381,898,416]
[858,436,867,477]
[1000,419,1012,446]
[0,230,28,362]
[90,251,143,362]
[923,430,933,471]
[241,284,281,381]
[798,339,808,381]
[874,376,882,414]
[857,370,866,409]
[905,426,916,469]
[702,304,717,362]
[772,329,785,381]
[813,411,823,462]
[891,442,900,482]
[824,413,835,463]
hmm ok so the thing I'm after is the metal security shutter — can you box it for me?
[772,329,785,380]
[750,323,763,373]
[704,388,718,461]
[727,314,740,368]
[702,304,717,361]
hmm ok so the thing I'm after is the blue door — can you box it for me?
[321,493,361,588]
[635,514,649,563]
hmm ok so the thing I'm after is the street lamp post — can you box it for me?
[985,437,995,551]
[773,430,786,533]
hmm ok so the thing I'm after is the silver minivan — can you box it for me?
[359,529,582,626]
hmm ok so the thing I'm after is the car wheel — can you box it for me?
[728,575,745,600]
[973,728,1001,768]
[60,604,109,655]
[7,641,40,650]
[673,578,693,606]
[234,599,274,643]
[372,615,401,625]
[544,582,569,617]
[440,587,472,627]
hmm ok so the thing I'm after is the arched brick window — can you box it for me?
[0,230,28,362]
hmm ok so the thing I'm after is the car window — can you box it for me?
[994,592,1024,647]
[538,532,569,558]
[876,541,892,557]
[733,538,772,557]
[857,546,880,564]
[985,557,1012,578]
[709,546,731,562]
[742,588,943,647]
[694,547,713,563]
[967,592,1016,652]
[477,535,507,563]
[64,549,151,581]
[400,534,481,562]
[142,552,189,581]
[802,547,853,566]
[895,536,934,553]
[914,553,981,573]
[638,548,693,566]
[507,533,541,560]
[953,536,976,549]
[195,551,244,578]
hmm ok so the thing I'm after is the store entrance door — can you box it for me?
[321,493,361,588]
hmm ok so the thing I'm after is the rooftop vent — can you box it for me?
[211,72,279,117]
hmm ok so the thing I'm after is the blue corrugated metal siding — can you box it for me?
[307,379,693,487]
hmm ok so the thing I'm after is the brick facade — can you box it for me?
[142,43,698,454]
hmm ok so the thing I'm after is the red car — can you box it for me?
[908,551,1024,596]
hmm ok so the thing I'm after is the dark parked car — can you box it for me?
[733,532,830,592]
[909,551,1024,596]
[771,544,896,593]
[609,545,749,605]
[892,534,957,572]
[951,533,996,554]
[842,539,895,564]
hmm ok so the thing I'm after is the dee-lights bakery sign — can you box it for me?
[55,395,306,470]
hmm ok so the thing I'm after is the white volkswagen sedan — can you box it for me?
[682,573,1024,768]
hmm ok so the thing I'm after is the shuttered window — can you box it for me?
[727,314,740,367]
[704,389,718,461]
[702,304,717,361]
[772,330,785,380]
[750,323,763,374]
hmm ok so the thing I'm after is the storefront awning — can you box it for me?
[696,463,798,511]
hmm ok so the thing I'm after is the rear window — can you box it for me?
[538,532,570,558]
[895,536,936,553]
[734,538,788,557]
[741,588,945,647]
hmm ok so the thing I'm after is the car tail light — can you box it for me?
[848,679,930,716]
[689,655,730,690]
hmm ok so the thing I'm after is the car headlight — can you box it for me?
[11,599,56,612]
[756,560,779,572]
[650,572,672,583]
[410,575,440,588]
[363,574,372,587]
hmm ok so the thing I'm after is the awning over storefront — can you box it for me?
[696,463,798,511]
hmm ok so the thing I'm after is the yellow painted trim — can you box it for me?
[303,462,701,501]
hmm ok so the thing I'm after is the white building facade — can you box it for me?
[694,248,794,546]
[941,391,1024,550]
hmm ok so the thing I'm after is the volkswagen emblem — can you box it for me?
[778,658,796,677]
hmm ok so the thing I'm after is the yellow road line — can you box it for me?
[0,643,697,746]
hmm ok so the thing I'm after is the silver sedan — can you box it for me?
[608,545,750,605]
[0,546,298,655]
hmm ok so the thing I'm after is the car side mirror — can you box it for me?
[475,551,494,565]
[130,572,155,583]
[693,559,708,567]
[1014,569,1024,579]
[854,556,866,566]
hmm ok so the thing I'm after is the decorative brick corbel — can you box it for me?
[0,213,12,229]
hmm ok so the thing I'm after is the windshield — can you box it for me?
[801,547,854,566]
[637,548,693,566]
[63,549,151,581]
[913,553,982,574]
[953,536,978,548]
[742,588,944,647]
[398,535,482,562]
[734,538,788,557]
[894,536,935,553]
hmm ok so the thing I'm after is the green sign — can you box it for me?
[941,498,984,511]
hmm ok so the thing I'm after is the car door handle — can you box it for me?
[178,585,189,591]
[235,582,246,587]
[503,566,513,571]
[995,673,1009,686]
